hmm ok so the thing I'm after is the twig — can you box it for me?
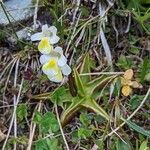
[2,78,24,150]
[99,1,114,67]
[80,72,124,76]
[3,59,17,105]
[33,0,39,30]
[13,58,20,150]
[65,12,81,56]
[27,102,42,150]
[55,104,70,150]
[0,58,16,80]
[69,27,85,65]
[125,12,131,33]
[112,16,118,44]
[72,0,80,23]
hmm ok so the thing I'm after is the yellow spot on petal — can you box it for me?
[38,37,53,54]
[52,70,63,82]
[43,58,59,73]
[122,85,132,96]
[123,69,133,80]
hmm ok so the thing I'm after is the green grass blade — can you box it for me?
[123,119,150,138]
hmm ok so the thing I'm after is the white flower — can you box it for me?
[42,58,63,83]
[31,24,71,83]
[40,46,71,76]
[31,24,60,44]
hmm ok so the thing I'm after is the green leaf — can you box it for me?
[33,111,43,124]
[139,57,150,83]
[80,113,91,127]
[129,95,141,110]
[61,97,84,127]
[113,77,121,97]
[129,47,139,54]
[46,138,62,150]
[35,138,47,150]
[139,140,149,150]
[16,104,27,121]
[50,87,72,106]
[80,6,90,17]
[141,0,150,4]
[86,75,116,96]
[82,98,110,121]
[78,128,92,139]
[144,73,150,82]
[71,130,78,143]
[132,10,150,33]
[41,112,59,133]
[73,69,85,96]
[35,138,62,150]
[123,119,150,138]
[80,53,95,83]
[33,112,59,133]
[116,55,133,70]
[116,139,132,150]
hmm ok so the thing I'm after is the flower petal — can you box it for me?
[49,26,57,34]
[54,46,63,54]
[31,32,43,41]
[54,46,67,67]
[42,24,49,35]
[61,64,71,76]
[131,81,142,88]
[58,54,67,67]
[47,70,63,83]
[122,85,132,96]
[49,35,60,44]
[42,58,59,76]
[124,69,133,80]
[55,46,63,54]
[121,77,126,85]
[39,54,52,65]
[38,37,53,54]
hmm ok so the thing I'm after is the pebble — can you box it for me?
[0,0,34,25]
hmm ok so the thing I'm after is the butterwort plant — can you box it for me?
[31,24,71,83]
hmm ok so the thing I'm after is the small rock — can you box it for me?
[0,0,35,26]
[8,27,32,43]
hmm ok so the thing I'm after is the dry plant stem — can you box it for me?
[73,14,100,40]
[69,27,85,65]
[110,126,127,144]
[55,104,70,150]
[80,72,124,76]
[27,102,42,150]
[66,14,101,56]
[33,0,39,30]
[125,12,131,33]
[65,13,81,56]
[72,0,80,23]
[3,59,18,104]
[2,79,24,150]
[105,88,150,139]
[112,16,118,44]
[98,1,114,68]
[0,58,16,80]
[13,58,20,150]
[99,27,112,67]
